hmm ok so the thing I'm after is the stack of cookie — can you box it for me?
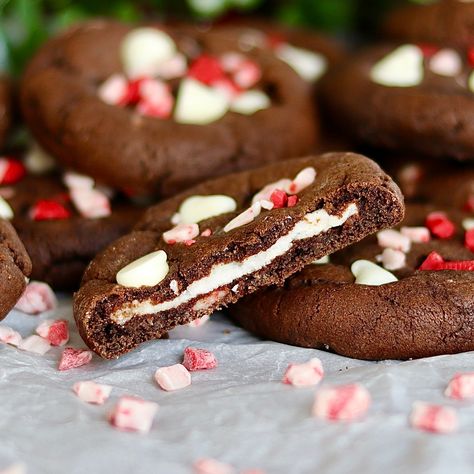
[234,0,474,360]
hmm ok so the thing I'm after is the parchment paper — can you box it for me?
[1,297,474,474]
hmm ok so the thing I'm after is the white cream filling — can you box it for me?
[111,203,358,324]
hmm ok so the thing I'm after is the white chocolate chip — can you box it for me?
[371,45,424,87]
[121,27,176,78]
[174,78,229,125]
[177,195,237,224]
[116,250,169,288]
[276,43,327,82]
[351,260,398,286]
[0,196,13,220]
[463,218,474,231]
[24,143,56,174]
[429,48,462,77]
[312,255,330,265]
[230,90,270,115]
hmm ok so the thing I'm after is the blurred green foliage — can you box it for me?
[0,0,415,75]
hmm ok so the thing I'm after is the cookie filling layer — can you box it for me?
[111,203,358,324]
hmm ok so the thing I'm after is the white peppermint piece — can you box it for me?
[18,335,51,355]
[177,195,237,224]
[230,90,270,115]
[98,74,128,105]
[377,229,411,252]
[462,218,474,230]
[73,381,112,405]
[251,178,292,204]
[163,223,199,244]
[155,53,187,79]
[351,259,398,286]
[0,196,13,220]
[289,166,317,194]
[224,201,261,233]
[0,326,22,346]
[24,142,56,174]
[371,45,424,87]
[174,78,229,125]
[121,27,176,78]
[63,172,95,190]
[70,188,111,219]
[377,248,406,271]
[429,48,462,77]
[116,250,169,288]
[276,43,327,82]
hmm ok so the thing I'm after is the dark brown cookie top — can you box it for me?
[0,157,143,290]
[230,202,474,360]
[74,152,404,359]
[0,77,12,150]
[383,0,474,48]
[20,20,317,195]
[320,43,474,160]
[0,219,32,320]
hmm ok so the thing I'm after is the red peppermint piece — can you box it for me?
[30,200,71,221]
[120,77,145,106]
[418,43,439,58]
[0,158,26,185]
[233,59,261,89]
[425,212,456,239]
[465,228,474,252]
[287,195,298,207]
[188,55,225,85]
[58,347,93,371]
[419,251,474,271]
[270,189,288,208]
[36,319,69,346]
[182,346,218,371]
[464,195,474,212]
[468,47,474,68]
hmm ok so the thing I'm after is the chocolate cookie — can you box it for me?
[229,203,474,360]
[0,219,32,320]
[383,0,474,48]
[20,20,317,196]
[73,152,403,359]
[321,43,474,160]
[0,158,143,290]
[0,77,12,150]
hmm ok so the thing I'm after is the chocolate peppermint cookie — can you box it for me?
[321,43,474,160]
[0,77,12,150]
[20,20,317,196]
[0,155,142,290]
[230,203,474,360]
[384,0,474,48]
[74,152,403,359]
[0,218,32,320]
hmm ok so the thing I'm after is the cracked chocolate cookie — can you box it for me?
[73,152,403,359]
[229,203,474,360]
[321,43,474,160]
[0,219,32,320]
[0,156,143,290]
[20,20,317,196]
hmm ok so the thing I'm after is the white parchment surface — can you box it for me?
[1,297,474,474]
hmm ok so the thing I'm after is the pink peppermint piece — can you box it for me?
[18,335,51,355]
[400,226,431,243]
[445,373,474,400]
[377,229,411,252]
[58,347,93,371]
[73,381,112,405]
[187,315,210,327]
[155,53,187,80]
[409,402,458,434]
[429,48,462,77]
[110,396,158,434]
[233,59,262,89]
[36,319,69,346]
[0,326,22,346]
[288,167,316,194]
[378,248,406,271]
[220,52,246,72]
[283,358,324,387]
[183,347,218,371]
[193,458,235,474]
[251,178,292,204]
[63,171,94,190]
[259,199,274,211]
[163,223,200,244]
[201,228,212,237]
[14,281,57,315]
[155,364,191,391]
[137,78,174,118]
[312,383,371,422]
[212,77,241,101]
[224,202,261,233]
[70,188,111,219]
[98,74,128,105]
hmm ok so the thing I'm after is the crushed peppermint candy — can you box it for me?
[73,381,112,405]
[193,458,235,474]
[183,347,218,371]
[465,228,474,252]
[377,229,411,253]
[30,199,71,221]
[36,319,69,346]
[224,201,261,233]
[409,402,458,434]
[58,347,93,371]
[187,315,210,327]
[0,326,22,346]
[155,364,191,391]
[18,335,51,355]
[419,251,474,271]
[163,223,200,244]
[282,358,324,387]
[110,396,158,434]
[425,212,456,239]
[400,226,431,243]
[0,158,26,185]
[376,248,406,271]
[70,188,111,219]
[445,373,474,400]
[15,281,57,315]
